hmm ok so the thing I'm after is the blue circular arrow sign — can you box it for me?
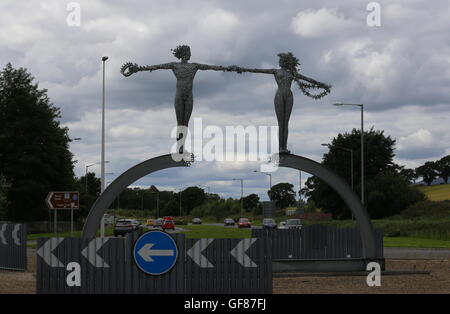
[133,231,178,275]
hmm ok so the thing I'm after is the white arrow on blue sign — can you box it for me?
[133,231,178,275]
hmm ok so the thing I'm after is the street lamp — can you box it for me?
[85,161,109,192]
[175,188,183,217]
[100,56,109,238]
[150,190,160,218]
[333,103,364,205]
[253,170,272,199]
[232,178,244,217]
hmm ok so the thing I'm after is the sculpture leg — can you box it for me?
[274,92,290,153]
[174,92,193,154]
[283,93,293,153]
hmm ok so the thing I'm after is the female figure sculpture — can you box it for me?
[231,53,331,153]
[121,45,235,154]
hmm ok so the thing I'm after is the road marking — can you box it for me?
[0,224,7,245]
[37,238,65,267]
[230,238,258,268]
[138,243,174,262]
[187,239,215,268]
[12,224,21,246]
[81,238,110,268]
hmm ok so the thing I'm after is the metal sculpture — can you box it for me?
[231,52,331,153]
[121,45,236,154]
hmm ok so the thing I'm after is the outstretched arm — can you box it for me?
[293,71,331,99]
[294,72,331,89]
[120,62,174,77]
[194,63,231,72]
[227,66,276,75]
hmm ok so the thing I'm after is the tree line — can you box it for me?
[415,156,450,185]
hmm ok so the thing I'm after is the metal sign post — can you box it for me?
[46,191,80,236]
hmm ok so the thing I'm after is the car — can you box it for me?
[224,218,235,226]
[262,218,277,229]
[192,218,202,224]
[278,221,287,229]
[285,218,302,229]
[114,219,142,237]
[237,218,251,228]
[153,218,164,228]
[145,219,154,227]
[162,218,175,230]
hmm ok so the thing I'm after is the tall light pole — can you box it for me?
[101,56,109,237]
[253,170,272,199]
[85,161,109,192]
[333,103,364,205]
[149,190,160,218]
[232,178,244,217]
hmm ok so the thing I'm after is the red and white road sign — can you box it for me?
[45,191,79,210]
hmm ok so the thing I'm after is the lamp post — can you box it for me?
[232,178,244,217]
[150,190,160,218]
[253,170,272,199]
[333,103,364,205]
[100,56,109,237]
[85,161,109,192]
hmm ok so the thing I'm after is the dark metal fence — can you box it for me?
[0,223,27,271]
[185,238,272,294]
[252,225,384,260]
[36,233,272,294]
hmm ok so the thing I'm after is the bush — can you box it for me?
[366,173,426,218]
[399,200,450,219]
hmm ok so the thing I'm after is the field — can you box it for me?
[417,183,450,201]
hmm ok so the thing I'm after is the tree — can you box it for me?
[73,173,101,218]
[242,194,260,212]
[269,183,296,209]
[0,63,75,221]
[435,155,450,184]
[398,167,418,184]
[162,199,179,216]
[366,172,425,218]
[180,187,206,214]
[416,162,438,186]
[304,128,422,219]
[0,175,10,220]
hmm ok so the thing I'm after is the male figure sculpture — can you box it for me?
[121,45,234,154]
[231,52,331,153]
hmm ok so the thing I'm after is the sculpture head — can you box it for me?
[278,52,300,73]
[172,45,191,62]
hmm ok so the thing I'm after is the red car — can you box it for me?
[162,218,175,230]
[237,218,251,228]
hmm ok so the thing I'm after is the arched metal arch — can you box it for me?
[278,153,376,259]
[82,153,376,259]
[82,154,192,238]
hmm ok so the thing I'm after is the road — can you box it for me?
[384,247,450,259]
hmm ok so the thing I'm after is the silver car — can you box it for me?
[285,218,302,229]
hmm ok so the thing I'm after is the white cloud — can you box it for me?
[2,0,450,199]
[291,8,357,38]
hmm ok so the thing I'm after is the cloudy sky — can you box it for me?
[1,0,449,200]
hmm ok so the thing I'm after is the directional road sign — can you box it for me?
[46,191,79,210]
[133,231,178,275]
